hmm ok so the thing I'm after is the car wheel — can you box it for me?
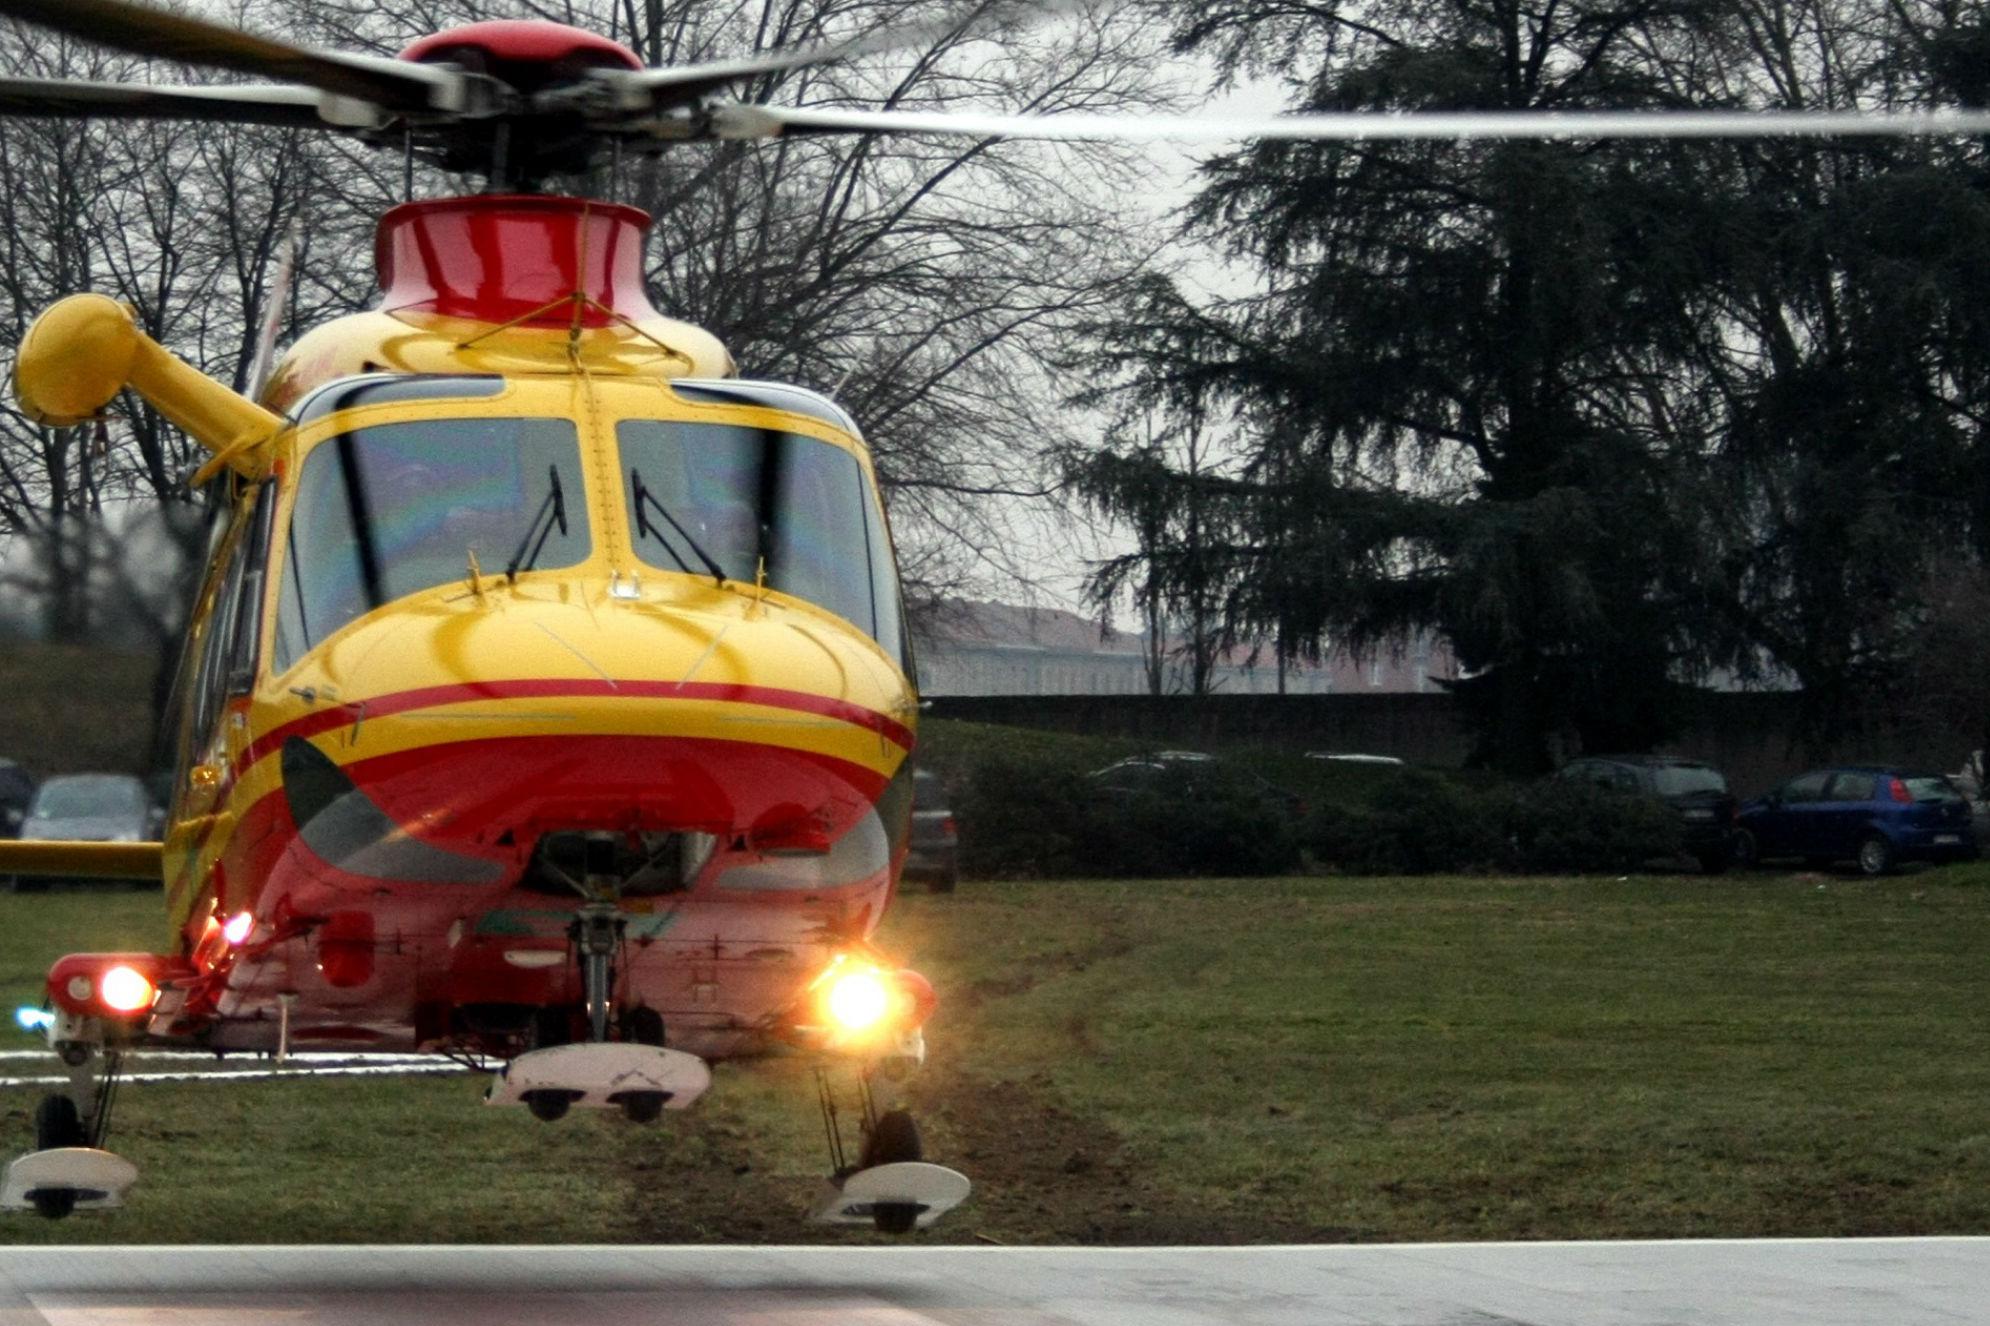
[1696,847,1729,876]
[926,863,958,895]
[1730,830,1758,868]
[1856,835,1894,877]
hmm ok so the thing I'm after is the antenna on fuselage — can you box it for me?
[245,221,301,402]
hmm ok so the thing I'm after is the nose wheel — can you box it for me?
[4,1048,137,1220]
[807,1067,968,1234]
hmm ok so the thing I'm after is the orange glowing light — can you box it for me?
[98,965,155,1014]
[825,967,893,1032]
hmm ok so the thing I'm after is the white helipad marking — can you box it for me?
[0,1052,434,1063]
[0,1064,465,1088]
[1,1240,1987,1325]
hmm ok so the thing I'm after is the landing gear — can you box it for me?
[486,900,713,1121]
[571,902,623,1045]
[807,1067,967,1234]
[28,1096,86,1219]
[614,1091,668,1123]
[860,1109,925,1234]
[524,1090,579,1122]
[3,1044,137,1220]
[34,1094,85,1151]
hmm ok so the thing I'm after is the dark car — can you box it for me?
[1090,751,1306,820]
[1557,755,1737,873]
[903,768,959,894]
[0,758,35,839]
[1736,767,1977,876]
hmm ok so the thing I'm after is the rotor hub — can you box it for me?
[399,20,642,90]
[375,194,662,328]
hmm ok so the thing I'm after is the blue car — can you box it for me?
[1735,767,1978,875]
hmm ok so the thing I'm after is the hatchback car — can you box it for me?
[5,773,158,891]
[1556,755,1737,873]
[903,767,959,893]
[0,758,35,838]
[1735,767,1977,875]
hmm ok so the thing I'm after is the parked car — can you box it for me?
[1086,750,1306,875]
[5,773,158,891]
[1089,751,1306,819]
[903,768,959,894]
[1735,767,1977,876]
[1556,754,1737,873]
[0,758,36,839]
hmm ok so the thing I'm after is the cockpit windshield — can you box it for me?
[618,421,905,660]
[273,417,588,671]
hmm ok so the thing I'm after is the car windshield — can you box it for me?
[1904,776,1964,803]
[617,421,904,661]
[31,775,144,819]
[273,418,588,670]
[1653,765,1726,797]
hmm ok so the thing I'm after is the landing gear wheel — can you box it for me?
[35,1094,84,1151]
[860,1108,923,1169]
[623,1006,665,1047]
[614,1091,668,1123]
[523,1089,580,1122]
[29,1094,86,1220]
[859,1108,924,1234]
[871,1201,919,1235]
[1857,835,1894,877]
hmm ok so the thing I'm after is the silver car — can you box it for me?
[6,773,157,891]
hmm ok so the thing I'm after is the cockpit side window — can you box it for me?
[618,421,904,654]
[272,417,588,672]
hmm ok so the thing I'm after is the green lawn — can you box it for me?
[4,868,1990,1243]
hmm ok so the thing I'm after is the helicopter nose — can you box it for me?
[284,591,911,863]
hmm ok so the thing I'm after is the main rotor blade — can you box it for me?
[0,0,464,115]
[708,104,1990,142]
[592,0,1078,113]
[0,76,328,127]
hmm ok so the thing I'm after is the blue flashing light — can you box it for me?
[14,1006,53,1033]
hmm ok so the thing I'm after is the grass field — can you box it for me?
[5,867,1990,1245]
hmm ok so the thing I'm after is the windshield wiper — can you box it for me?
[505,464,569,582]
[630,467,727,588]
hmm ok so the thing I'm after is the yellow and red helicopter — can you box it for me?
[0,0,1985,1230]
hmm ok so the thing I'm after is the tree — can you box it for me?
[1064,411,1242,694]
[1090,0,1748,770]
[1086,0,1990,770]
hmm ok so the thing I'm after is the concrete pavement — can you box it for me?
[1,1238,1985,1324]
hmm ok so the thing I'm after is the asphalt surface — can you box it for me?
[1,1238,1985,1324]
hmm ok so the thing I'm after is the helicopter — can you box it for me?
[0,0,1987,1232]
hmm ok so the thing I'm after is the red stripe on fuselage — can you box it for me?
[232,679,913,782]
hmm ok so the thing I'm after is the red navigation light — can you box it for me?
[47,953,191,1018]
[894,969,938,1030]
[222,911,254,946]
